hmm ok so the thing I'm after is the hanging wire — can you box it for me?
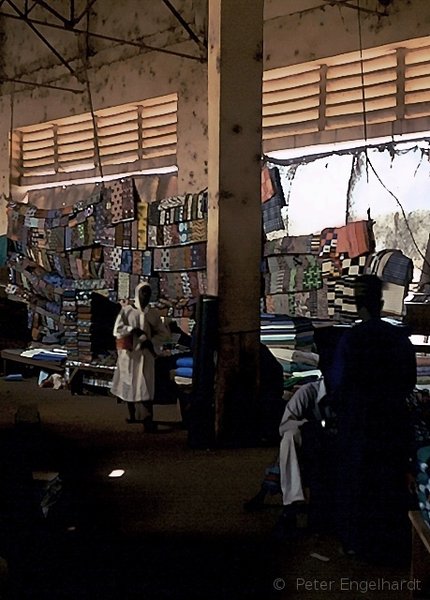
[82,1,104,183]
[366,156,430,274]
[356,0,370,181]
[8,92,15,203]
[355,0,430,278]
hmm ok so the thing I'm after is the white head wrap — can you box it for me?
[134,282,152,312]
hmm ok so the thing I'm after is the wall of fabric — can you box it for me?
[5,176,208,361]
[262,218,414,321]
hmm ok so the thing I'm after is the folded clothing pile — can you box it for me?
[175,356,194,379]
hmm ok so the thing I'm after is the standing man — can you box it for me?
[332,274,416,565]
[112,282,168,432]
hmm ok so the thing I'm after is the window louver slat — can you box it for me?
[405,102,430,118]
[263,96,319,117]
[59,160,97,173]
[142,123,177,140]
[21,128,53,143]
[97,132,138,147]
[262,122,318,139]
[99,150,144,165]
[326,69,397,92]
[58,150,96,164]
[23,156,56,168]
[97,110,137,128]
[142,113,177,130]
[263,108,319,128]
[326,96,396,117]
[405,63,430,78]
[264,84,320,105]
[405,75,430,92]
[142,93,177,107]
[142,144,177,158]
[142,133,177,149]
[326,82,397,105]
[97,121,138,138]
[23,147,55,160]
[22,138,55,152]
[405,90,430,105]
[325,108,396,130]
[57,131,94,146]
[56,120,93,135]
[405,46,430,65]
[141,100,177,119]
[327,54,396,79]
[99,141,139,156]
[21,167,56,177]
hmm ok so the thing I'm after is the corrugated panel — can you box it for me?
[14,93,177,183]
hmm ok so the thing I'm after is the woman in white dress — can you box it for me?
[111,282,168,431]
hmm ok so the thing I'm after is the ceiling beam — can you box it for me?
[32,0,70,26]
[72,0,98,27]
[161,0,206,54]
[5,0,78,76]
[0,8,206,62]
[1,76,84,93]
[322,0,385,16]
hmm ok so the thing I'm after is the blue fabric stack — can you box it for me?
[175,356,194,379]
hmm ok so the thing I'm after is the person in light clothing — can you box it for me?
[278,377,329,507]
[111,282,168,431]
[244,374,335,534]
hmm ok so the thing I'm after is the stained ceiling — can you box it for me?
[0,0,393,94]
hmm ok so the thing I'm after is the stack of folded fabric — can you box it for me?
[416,355,430,385]
[20,348,67,362]
[175,356,194,380]
[407,390,430,529]
[260,314,314,351]
[417,446,430,529]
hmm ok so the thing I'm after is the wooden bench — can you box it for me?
[409,510,430,598]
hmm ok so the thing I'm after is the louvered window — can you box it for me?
[263,37,430,153]
[13,93,178,185]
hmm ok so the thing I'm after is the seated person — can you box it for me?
[245,356,336,539]
[258,343,286,445]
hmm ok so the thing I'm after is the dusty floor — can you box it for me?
[0,376,427,600]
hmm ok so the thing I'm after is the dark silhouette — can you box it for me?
[332,274,416,565]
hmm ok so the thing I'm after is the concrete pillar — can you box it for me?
[0,96,11,235]
[207,0,264,444]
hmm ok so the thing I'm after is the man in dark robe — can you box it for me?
[332,274,416,565]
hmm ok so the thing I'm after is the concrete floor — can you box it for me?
[0,377,424,600]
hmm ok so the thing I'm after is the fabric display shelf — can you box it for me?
[6,178,146,361]
[262,219,375,322]
[6,177,209,367]
[260,314,319,388]
[263,217,414,322]
[407,389,430,532]
[147,191,209,318]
